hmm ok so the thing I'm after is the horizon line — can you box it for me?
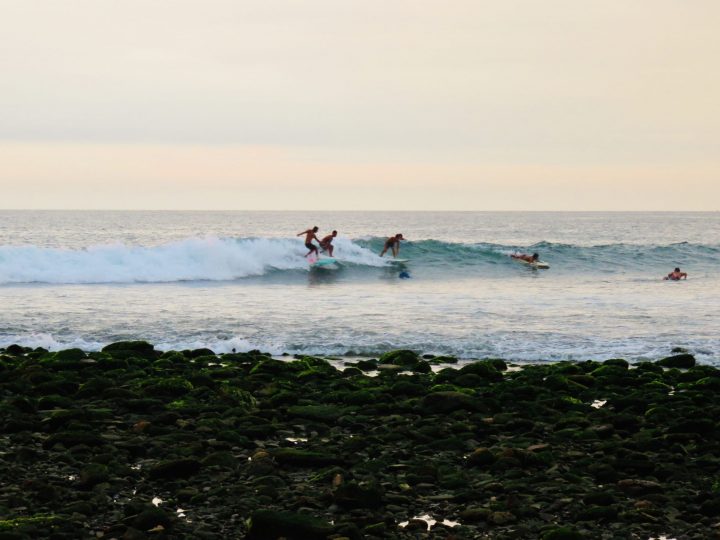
[0,209,718,213]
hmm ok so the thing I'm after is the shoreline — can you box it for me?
[0,342,715,539]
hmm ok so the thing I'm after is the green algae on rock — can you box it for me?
[0,344,718,538]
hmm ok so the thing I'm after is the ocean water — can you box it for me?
[1,210,719,364]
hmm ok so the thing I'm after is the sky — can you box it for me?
[1,0,719,210]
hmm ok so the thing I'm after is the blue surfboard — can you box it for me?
[311,257,337,267]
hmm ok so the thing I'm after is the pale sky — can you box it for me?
[1,0,719,210]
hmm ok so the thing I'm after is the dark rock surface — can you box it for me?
[0,344,716,538]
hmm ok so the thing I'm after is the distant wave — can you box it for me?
[1,236,718,284]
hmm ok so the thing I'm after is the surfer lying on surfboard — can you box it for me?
[664,267,687,281]
[511,252,540,263]
[380,233,405,258]
[297,226,320,258]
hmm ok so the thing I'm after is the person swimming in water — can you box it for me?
[511,252,539,263]
[297,226,320,258]
[664,267,688,281]
[319,230,338,257]
[380,233,404,258]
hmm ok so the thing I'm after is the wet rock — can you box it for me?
[467,447,496,467]
[657,353,696,369]
[272,448,344,467]
[148,458,201,479]
[128,507,173,531]
[542,527,585,540]
[246,509,333,540]
[421,391,479,413]
[617,479,664,496]
[333,482,384,509]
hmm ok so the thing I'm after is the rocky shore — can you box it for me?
[0,342,718,539]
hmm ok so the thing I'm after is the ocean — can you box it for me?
[1,210,718,364]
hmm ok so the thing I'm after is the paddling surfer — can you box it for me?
[380,233,404,258]
[297,226,320,258]
[319,230,338,257]
[511,252,539,263]
[664,267,688,281]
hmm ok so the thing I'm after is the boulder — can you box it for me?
[657,353,696,369]
[101,341,157,359]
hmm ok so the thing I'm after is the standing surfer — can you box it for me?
[297,226,320,258]
[319,230,338,257]
[380,233,404,258]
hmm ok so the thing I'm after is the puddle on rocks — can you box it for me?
[285,437,308,444]
[591,399,607,408]
[398,514,460,530]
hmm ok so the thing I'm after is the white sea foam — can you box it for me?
[0,333,105,351]
[0,236,385,285]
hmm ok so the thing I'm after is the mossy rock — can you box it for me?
[272,448,344,467]
[52,348,87,362]
[201,451,239,469]
[287,404,343,422]
[216,384,257,410]
[78,463,109,488]
[378,349,419,366]
[101,340,157,359]
[355,359,378,371]
[412,359,432,373]
[246,510,333,540]
[421,391,479,413]
[603,358,629,368]
[43,431,105,449]
[657,353,695,369]
[3,344,26,356]
[188,348,216,358]
[430,355,458,364]
[458,361,502,381]
[575,505,618,521]
[141,377,193,397]
[250,359,295,375]
[542,527,584,540]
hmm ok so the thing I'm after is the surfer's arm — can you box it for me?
[296,230,308,237]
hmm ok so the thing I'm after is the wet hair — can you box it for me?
[396,233,404,239]
[312,226,319,232]
[332,230,337,235]
[532,253,539,260]
[674,267,680,272]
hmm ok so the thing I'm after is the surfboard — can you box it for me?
[515,258,550,269]
[311,257,338,267]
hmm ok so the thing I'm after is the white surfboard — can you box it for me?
[517,259,549,269]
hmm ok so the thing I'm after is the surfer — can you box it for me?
[380,233,404,258]
[664,268,688,281]
[511,252,539,263]
[297,226,320,258]
[319,230,338,257]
